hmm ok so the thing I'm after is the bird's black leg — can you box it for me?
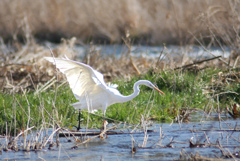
[77,109,81,131]
[100,114,105,132]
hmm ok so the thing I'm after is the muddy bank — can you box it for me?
[0,0,239,45]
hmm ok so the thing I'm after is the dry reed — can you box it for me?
[0,0,239,45]
[1,34,236,93]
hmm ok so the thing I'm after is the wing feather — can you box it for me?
[44,57,108,99]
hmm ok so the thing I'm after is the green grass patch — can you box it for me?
[0,68,239,135]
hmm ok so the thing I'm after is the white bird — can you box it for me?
[45,57,165,129]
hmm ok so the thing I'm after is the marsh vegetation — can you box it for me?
[0,36,239,160]
[0,0,240,160]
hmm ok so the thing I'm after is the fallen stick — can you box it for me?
[72,125,117,148]
[189,31,229,66]
[174,56,222,70]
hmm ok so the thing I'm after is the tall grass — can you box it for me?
[0,85,74,135]
[2,66,239,136]
[0,0,239,45]
[0,34,239,136]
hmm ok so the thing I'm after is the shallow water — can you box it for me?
[73,44,231,59]
[1,113,240,160]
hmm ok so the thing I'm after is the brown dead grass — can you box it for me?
[0,0,240,45]
[0,37,166,92]
[0,37,77,92]
[1,35,238,93]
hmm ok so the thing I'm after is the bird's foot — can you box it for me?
[100,120,108,139]
[73,126,81,132]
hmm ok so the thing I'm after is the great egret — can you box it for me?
[45,57,165,130]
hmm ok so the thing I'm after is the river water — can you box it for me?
[1,112,240,160]
[73,44,231,59]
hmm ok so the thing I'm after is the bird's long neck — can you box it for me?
[118,81,143,103]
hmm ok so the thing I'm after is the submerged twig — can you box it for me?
[72,125,117,147]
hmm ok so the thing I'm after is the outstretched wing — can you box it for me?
[44,57,108,98]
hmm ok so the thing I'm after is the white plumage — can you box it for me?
[45,57,165,116]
